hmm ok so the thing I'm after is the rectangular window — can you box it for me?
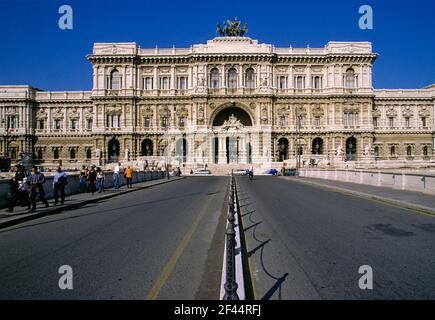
[106,115,120,128]
[312,76,322,89]
[144,117,151,128]
[278,76,288,89]
[177,76,188,90]
[160,77,170,90]
[38,120,45,130]
[179,117,185,128]
[86,119,93,130]
[7,116,18,129]
[280,116,286,127]
[144,77,153,90]
[390,146,396,156]
[389,117,394,128]
[373,117,378,128]
[54,119,61,130]
[70,119,77,130]
[161,117,168,128]
[297,116,304,127]
[314,116,321,127]
[294,76,305,89]
[405,117,410,128]
[422,117,427,127]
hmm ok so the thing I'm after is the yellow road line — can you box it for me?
[146,189,218,300]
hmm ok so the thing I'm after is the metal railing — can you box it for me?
[223,171,240,300]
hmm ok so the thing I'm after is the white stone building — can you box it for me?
[0,35,434,171]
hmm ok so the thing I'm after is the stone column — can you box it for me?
[218,135,227,164]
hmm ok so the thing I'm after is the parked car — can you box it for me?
[263,168,279,176]
[193,169,212,176]
[228,169,248,176]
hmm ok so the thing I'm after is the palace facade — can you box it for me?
[0,36,434,171]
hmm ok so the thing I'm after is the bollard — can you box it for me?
[223,172,240,300]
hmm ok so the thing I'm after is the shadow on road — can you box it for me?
[237,180,289,300]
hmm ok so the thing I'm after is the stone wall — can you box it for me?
[300,168,435,195]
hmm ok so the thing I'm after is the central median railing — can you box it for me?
[221,171,246,300]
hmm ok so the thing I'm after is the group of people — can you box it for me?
[79,165,106,194]
[6,163,138,214]
[7,165,66,213]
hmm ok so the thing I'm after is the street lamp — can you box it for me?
[1,117,10,158]
[165,108,170,180]
[295,113,302,176]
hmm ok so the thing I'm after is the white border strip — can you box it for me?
[220,179,246,300]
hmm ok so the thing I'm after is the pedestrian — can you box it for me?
[88,166,97,194]
[114,162,121,190]
[7,165,31,212]
[28,166,49,212]
[79,165,87,193]
[53,167,67,205]
[125,166,133,188]
[96,167,105,193]
[177,167,182,177]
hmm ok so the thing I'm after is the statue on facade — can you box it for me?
[96,148,101,158]
[364,145,370,157]
[216,18,248,37]
[221,114,243,131]
[336,145,343,156]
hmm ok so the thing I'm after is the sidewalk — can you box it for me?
[0,177,184,229]
[282,176,435,216]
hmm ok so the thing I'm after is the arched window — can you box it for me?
[210,68,219,89]
[345,68,356,89]
[312,138,324,155]
[245,68,255,89]
[390,146,396,157]
[346,137,357,161]
[374,146,379,157]
[228,68,237,89]
[110,70,121,90]
[277,138,289,161]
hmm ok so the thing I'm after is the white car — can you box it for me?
[192,169,212,176]
[228,169,248,176]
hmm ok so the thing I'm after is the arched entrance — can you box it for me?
[312,137,324,155]
[212,106,253,127]
[346,137,357,161]
[176,138,187,163]
[212,105,253,164]
[278,138,289,161]
[141,139,153,156]
[108,138,120,163]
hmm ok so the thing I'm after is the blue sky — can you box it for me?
[0,0,434,90]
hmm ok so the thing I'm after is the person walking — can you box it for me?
[114,162,121,190]
[87,166,97,194]
[125,166,133,189]
[53,167,67,205]
[79,165,87,193]
[96,167,105,193]
[7,165,31,212]
[28,166,49,212]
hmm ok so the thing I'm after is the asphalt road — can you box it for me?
[0,177,228,299]
[237,176,435,300]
